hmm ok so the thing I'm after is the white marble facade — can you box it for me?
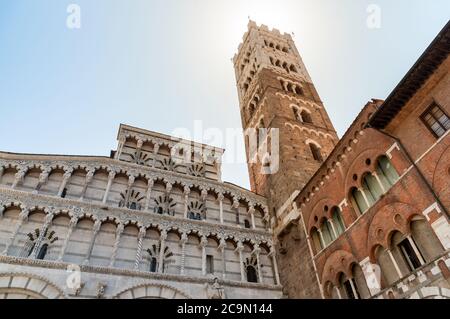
[0,125,282,299]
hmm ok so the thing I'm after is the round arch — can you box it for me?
[113,282,192,299]
[0,273,65,299]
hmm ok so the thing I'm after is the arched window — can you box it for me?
[331,207,345,236]
[300,110,313,124]
[376,156,399,187]
[320,219,334,245]
[295,86,303,95]
[246,265,258,283]
[362,173,382,203]
[149,257,158,273]
[36,244,48,260]
[309,143,323,162]
[311,227,323,253]
[244,219,251,229]
[157,207,163,215]
[289,65,297,73]
[339,273,359,299]
[350,187,368,214]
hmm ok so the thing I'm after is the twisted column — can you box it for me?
[134,227,146,270]
[57,216,78,261]
[83,220,102,265]
[182,186,190,219]
[3,208,29,255]
[124,174,135,207]
[109,223,124,267]
[180,233,188,275]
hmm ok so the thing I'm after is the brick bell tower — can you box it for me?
[233,21,338,297]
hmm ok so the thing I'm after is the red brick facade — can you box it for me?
[235,21,450,299]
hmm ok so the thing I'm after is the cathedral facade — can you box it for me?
[0,20,449,299]
[0,125,282,299]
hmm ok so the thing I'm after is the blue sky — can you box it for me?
[0,0,449,189]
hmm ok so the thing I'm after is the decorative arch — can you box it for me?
[321,250,358,287]
[113,282,192,299]
[367,202,422,261]
[0,273,65,299]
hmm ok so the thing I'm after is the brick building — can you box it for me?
[233,21,450,298]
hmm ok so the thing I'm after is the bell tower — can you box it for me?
[233,21,338,226]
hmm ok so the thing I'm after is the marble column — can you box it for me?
[233,199,240,227]
[349,278,359,299]
[30,213,54,258]
[248,207,256,229]
[183,186,190,219]
[218,193,224,224]
[372,171,386,193]
[102,171,116,204]
[219,238,226,279]
[124,174,135,206]
[134,138,144,164]
[57,169,73,197]
[57,216,78,261]
[152,144,160,168]
[134,227,146,270]
[269,248,281,285]
[79,170,95,200]
[254,245,262,283]
[201,189,208,221]
[406,235,426,265]
[359,188,371,210]
[328,219,338,239]
[83,220,102,265]
[158,230,168,273]
[144,179,154,211]
[387,249,403,279]
[109,223,124,267]
[236,241,245,282]
[200,236,208,275]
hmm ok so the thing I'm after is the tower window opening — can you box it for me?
[309,143,323,162]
